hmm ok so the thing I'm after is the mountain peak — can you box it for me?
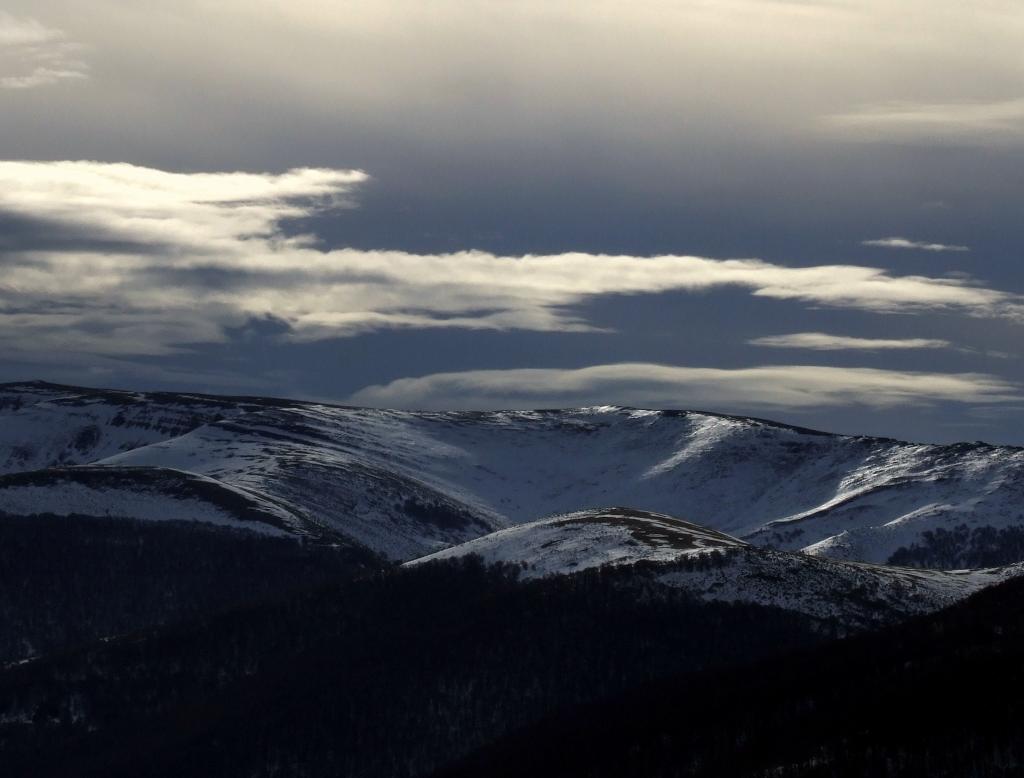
[405,507,747,577]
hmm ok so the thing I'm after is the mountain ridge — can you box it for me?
[3,380,1024,568]
[5,383,1024,777]
[405,506,1024,627]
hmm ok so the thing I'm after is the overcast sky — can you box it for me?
[2,1,1024,443]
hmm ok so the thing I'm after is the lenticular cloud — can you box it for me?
[0,160,1020,367]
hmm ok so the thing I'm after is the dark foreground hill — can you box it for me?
[1,557,834,778]
[440,575,1024,778]
[0,514,379,663]
[5,557,1024,778]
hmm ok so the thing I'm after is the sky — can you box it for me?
[1,1,1023,443]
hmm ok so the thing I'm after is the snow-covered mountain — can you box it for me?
[407,507,747,576]
[3,380,1024,567]
[406,507,1023,628]
[0,466,305,537]
[0,382,266,474]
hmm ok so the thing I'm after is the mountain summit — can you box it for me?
[3,381,1024,567]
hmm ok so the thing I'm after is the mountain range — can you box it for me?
[4,380,1024,776]
[4,380,1024,569]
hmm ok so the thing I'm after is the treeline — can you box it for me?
[441,575,1024,778]
[889,524,1024,568]
[0,556,832,778]
[8,515,1022,778]
[0,514,379,664]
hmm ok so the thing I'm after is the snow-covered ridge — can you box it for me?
[405,507,1024,628]
[0,466,309,538]
[407,507,746,576]
[2,381,1024,567]
[0,381,270,475]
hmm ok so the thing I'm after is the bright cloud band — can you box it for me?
[348,363,1021,411]
[1,161,1021,364]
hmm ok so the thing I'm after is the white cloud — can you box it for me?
[0,160,1021,362]
[0,12,88,89]
[348,363,1021,411]
[749,332,951,351]
[827,98,1024,144]
[0,13,61,46]
[1,66,88,89]
[862,237,969,252]
[0,161,366,249]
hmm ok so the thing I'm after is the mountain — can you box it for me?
[0,381,269,474]
[0,513,377,665]
[0,552,854,778]
[407,507,748,575]
[439,573,1024,778]
[6,539,1023,778]
[0,466,308,537]
[407,507,1023,628]
[6,380,1024,777]
[3,380,1024,567]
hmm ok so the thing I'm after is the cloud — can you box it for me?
[827,98,1024,144]
[0,343,286,394]
[862,237,969,252]
[0,13,62,46]
[749,332,951,351]
[0,160,1022,364]
[1,66,88,90]
[348,363,1021,411]
[0,162,369,358]
[0,12,88,89]
[0,161,366,249]
[4,0,1023,181]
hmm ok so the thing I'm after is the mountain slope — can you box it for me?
[0,513,377,665]
[0,555,847,778]
[407,507,746,576]
[88,402,1024,565]
[0,466,312,538]
[0,381,268,475]
[7,545,1022,778]
[407,507,1023,628]
[4,381,1024,566]
[439,574,1024,778]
